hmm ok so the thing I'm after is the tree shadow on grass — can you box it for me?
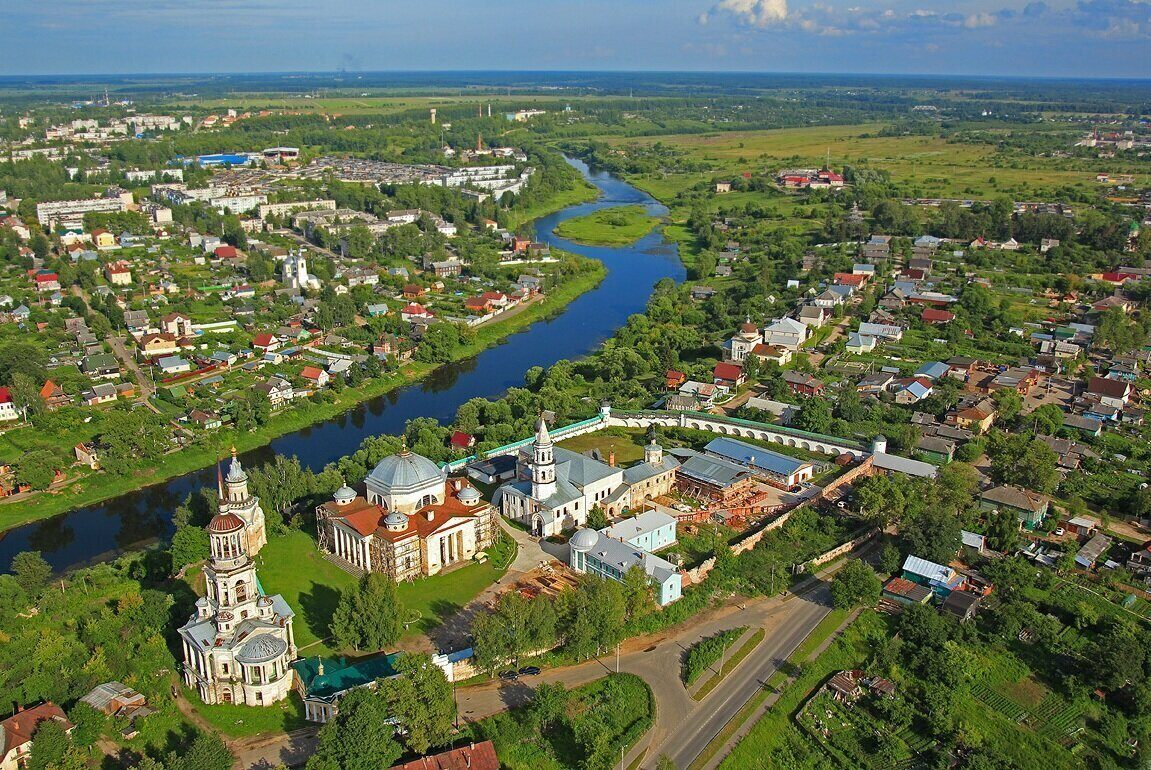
[298,581,342,643]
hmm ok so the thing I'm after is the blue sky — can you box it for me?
[3,0,1150,78]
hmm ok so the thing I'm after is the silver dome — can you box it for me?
[333,484,356,505]
[569,528,600,552]
[366,450,444,493]
[457,486,481,505]
[384,511,409,531]
[237,633,287,664]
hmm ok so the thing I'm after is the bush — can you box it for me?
[683,627,746,685]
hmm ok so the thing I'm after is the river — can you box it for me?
[0,158,685,573]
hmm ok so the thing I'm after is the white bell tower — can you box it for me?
[531,415,557,501]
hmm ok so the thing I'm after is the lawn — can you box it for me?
[255,529,511,655]
[555,205,661,246]
[190,690,309,739]
[557,426,649,465]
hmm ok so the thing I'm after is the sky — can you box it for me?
[3,0,1150,78]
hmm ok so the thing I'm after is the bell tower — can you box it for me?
[531,414,557,501]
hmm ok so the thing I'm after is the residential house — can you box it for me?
[187,409,223,430]
[846,333,877,354]
[782,370,825,397]
[749,343,792,366]
[921,308,955,325]
[252,333,281,353]
[39,380,68,410]
[161,312,193,337]
[980,484,1050,530]
[665,369,687,391]
[857,322,904,342]
[857,371,895,396]
[0,703,74,770]
[389,741,500,770]
[948,397,996,433]
[762,317,809,350]
[901,554,963,598]
[82,383,119,405]
[138,333,179,357]
[0,388,18,421]
[1075,533,1112,570]
[92,228,117,250]
[893,377,933,404]
[82,353,120,379]
[253,376,295,407]
[156,355,191,375]
[104,261,132,285]
[300,366,330,388]
[713,362,745,389]
[1088,376,1132,409]
[74,443,100,469]
[798,305,828,328]
[941,590,982,623]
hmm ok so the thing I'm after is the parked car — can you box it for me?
[1054,527,1065,537]
[498,670,519,681]
[518,666,541,676]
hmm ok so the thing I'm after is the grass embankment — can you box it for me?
[555,205,661,246]
[691,628,766,701]
[505,177,599,231]
[0,261,606,533]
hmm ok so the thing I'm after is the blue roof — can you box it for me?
[703,437,811,477]
[914,362,950,381]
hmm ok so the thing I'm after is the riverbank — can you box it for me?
[0,261,606,532]
[554,204,661,246]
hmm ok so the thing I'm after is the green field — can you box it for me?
[609,123,1111,201]
[555,205,661,246]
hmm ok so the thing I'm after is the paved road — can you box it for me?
[454,575,837,770]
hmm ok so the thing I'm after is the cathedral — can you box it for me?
[177,464,296,706]
[494,417,679,537]
[316,442,499,581]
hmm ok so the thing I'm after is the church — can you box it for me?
[316,442,499,581]
[178,470,296,707]
[494,417,679,537]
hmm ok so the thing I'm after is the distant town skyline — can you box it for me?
[4,0,1151,78]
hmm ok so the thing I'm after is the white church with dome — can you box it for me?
[494,416,679,537]
[316,441,498,581]
[178,460,296,707]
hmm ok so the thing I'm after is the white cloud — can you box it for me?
[964,11,998,27]
[711,0,790,26]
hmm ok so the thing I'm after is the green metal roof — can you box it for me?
[292,653,401,699]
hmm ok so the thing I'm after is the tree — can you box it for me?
[901,507,961,565]
[306,687,402,770]
[330,573,404,652]
[16,450,59,491]
[67,702,106,747]
[586,505,609,530]
[380,653,455,755]
[473,591,556,673]
[879,543,902,575]
[167,731,233,770]
[621,565,657,621]
[99,409,169,476]
[559,575,626,660]
[529,682,569,732]
[9,372,44,416]
[28,719,70,770]
[10,550,51,596]
[247,454,312,519]
[829,560,882,609]
[985,507,1020,553]
[168,524,210,574]
[792,396,833,434]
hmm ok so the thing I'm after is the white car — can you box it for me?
[1054,527,1065,537]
